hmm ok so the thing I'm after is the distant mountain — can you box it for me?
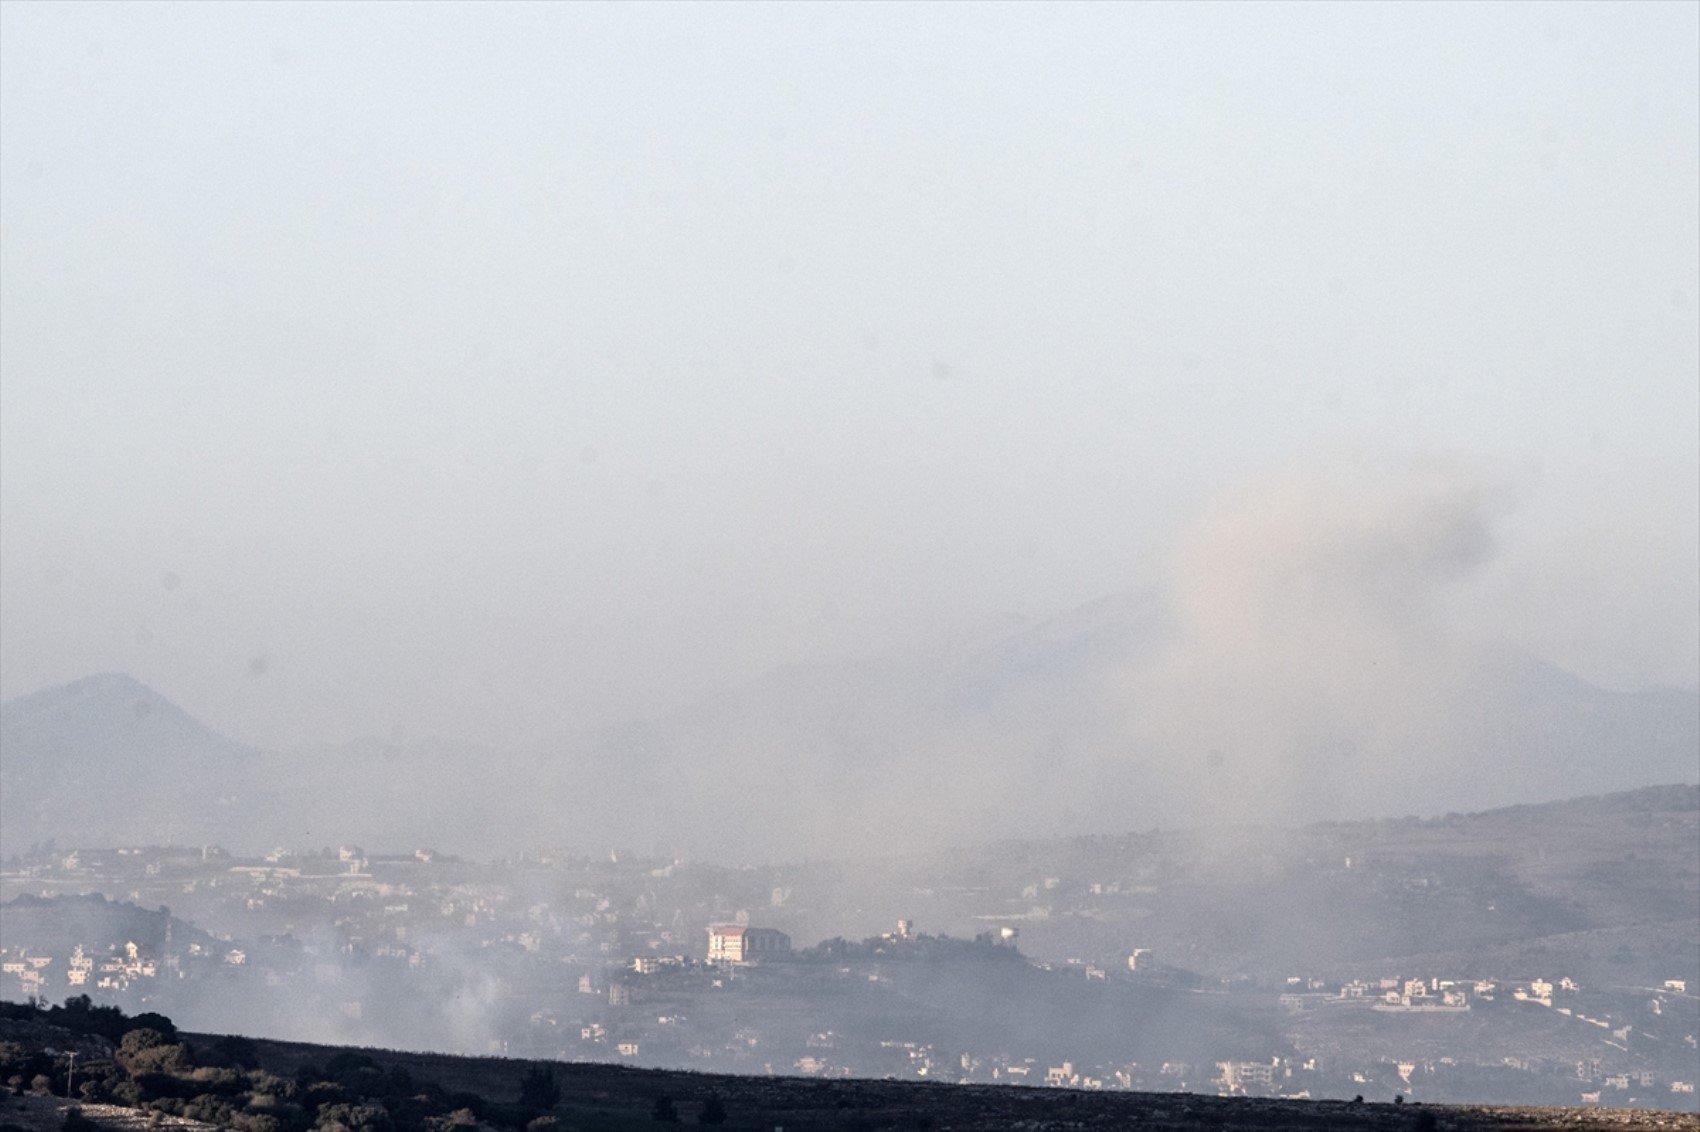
[3,591,1696,860]
[1,672,258,767]
[0,674,259,856]
[511,591,1700,860]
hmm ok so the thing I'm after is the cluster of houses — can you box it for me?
[0,951,54,998]
[1,937,258,1001]
[1330,976,1473,1011]
[2,941,168,997]
[4,845,1694,1111]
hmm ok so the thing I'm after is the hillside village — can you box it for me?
[3,792,1697,1113]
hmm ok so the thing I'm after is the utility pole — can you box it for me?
[65,1050,78,1099]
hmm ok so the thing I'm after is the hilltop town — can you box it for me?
[3,787,1696,1111]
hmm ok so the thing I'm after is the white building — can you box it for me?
[707,924,790,963]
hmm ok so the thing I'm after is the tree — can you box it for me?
[47,998,128,1041]
[129,1014,177,1042]
[119,1030,170,1059]
[118,1031,187,1076]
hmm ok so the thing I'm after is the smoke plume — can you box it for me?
[1129,451,1507,825]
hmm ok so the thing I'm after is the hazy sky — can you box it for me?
[2,1,1696,749]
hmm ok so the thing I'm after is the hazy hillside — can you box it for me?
[764,785,1700,986]
[0,892,215,956]
[3,598,1695,860]
[530,595,1700,859]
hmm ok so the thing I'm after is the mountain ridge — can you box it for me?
[3,587,1696,859]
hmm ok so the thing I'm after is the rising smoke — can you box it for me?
[1126,450,1510,827]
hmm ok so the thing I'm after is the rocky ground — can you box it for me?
[0,1095,217,1132]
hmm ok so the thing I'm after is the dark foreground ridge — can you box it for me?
[199,1032,1700,1131]
[3,1001,1695,1132]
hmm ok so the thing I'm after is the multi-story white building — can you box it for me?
[707,924,790,963]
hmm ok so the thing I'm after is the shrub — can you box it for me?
[384,1093,437,1132]
[127,1045,191,1077]
[304,1082,353,1110]
[184,1093,240,1125]
[233,1113,285,1132]
[249,1073,300,1102]
[317,1102,393,1132]
[134,1070,195,1103]
[118,1030,170,1062]
[188,1066,246,1094]
[0,1044,33,1080]
[444,1093,486,1119]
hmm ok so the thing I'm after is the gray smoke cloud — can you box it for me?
[1127,451,1509,826]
